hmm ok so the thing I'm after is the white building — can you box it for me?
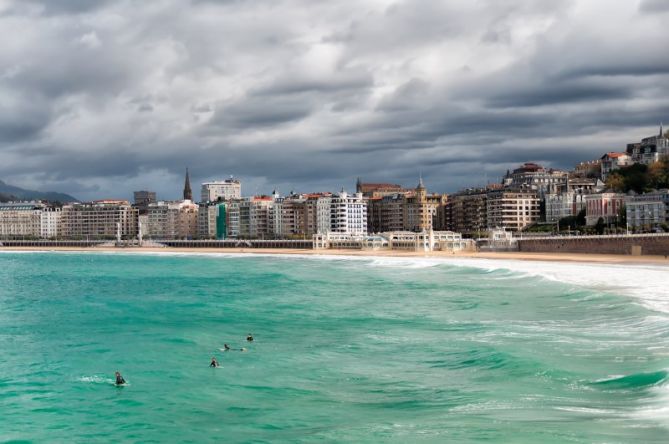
[486,190,540,231]
[545,192,587,223]
[626,125,669,165]
[503,163,568,197]
[584,193,626,226]
[201,179,241,203]
[330,190,367,235]
[625,190,669,231]
[600,152,632,181]
[226,201,241,238]
[40,207,62,239]
[0,202,44,238]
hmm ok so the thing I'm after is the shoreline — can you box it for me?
[2,246,669,266]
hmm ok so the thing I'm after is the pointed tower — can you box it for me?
[356,177,362,193]
[661,122,664,138]
[183,168,193,201]
[416,173,427,202]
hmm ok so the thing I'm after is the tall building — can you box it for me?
[368,194,406,233]
[600,153,632,181]
[40,207,62,239]
[0,202,44,238]
[197,202,219,239]
[271,195,307,238]
[625,190,669,231]
[133,191,157,215]
[503,163,568,197]
[304,193,332,235]
[60,200,138,239]
[486,190,540,231]
[201,179,241,202]
[444,189,488,235]
[330,190,367,235]
[544,192,587,223]
[183,168,193,201]
[626,124,669,165]
[146,200,198,239]
[404,178,447,232]
[228,196,274,239]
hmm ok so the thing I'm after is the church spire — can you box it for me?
[356,177,362,193]
[183,168,192,201]
[661,122,664,137]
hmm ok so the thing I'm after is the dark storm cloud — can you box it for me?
[20,0,114,14]
[488,83,632,108]
[1,0,668,200]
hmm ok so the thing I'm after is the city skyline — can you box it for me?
[1,1,669,201]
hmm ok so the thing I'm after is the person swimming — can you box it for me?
[223,344,231,351]
[210,357,219,367]
[246,334,254,342]
[115,371,126,385]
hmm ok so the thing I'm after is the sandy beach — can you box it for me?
[2,245,669,266]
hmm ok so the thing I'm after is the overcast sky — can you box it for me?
[1,0,668,201]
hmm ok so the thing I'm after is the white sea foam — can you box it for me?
[435,258,669,314]
[3,249,669,313]
[77,375,113,384]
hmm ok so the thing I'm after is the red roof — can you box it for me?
[602,152,627,159]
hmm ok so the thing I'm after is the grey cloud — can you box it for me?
[488,82,631,108]
[1,0,669,200]
[21,0,114,14]
[210,95,314,129]
[639,0,669,13]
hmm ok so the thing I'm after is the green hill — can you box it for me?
[0,180,78,203]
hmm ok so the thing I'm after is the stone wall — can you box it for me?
[517,235,669,256]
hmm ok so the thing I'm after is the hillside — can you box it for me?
[605,157,669,193]
[0,180,78,203]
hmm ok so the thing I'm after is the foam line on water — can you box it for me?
[3,250,669,313]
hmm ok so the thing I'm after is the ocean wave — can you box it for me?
[592,370,668,390]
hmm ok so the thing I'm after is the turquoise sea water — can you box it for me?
[1,252,669,443]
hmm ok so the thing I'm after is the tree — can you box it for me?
[595,217,606,235]
[618,204,627,228]
[648,156,669,189]
[605,173,626,192]
[576,209,586,227]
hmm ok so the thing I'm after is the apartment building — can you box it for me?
[201,179,241,203]
[146,200,198,239]
[0,202,44,238]
[330,190,367,235]
[486,190,540,231]
[60,200,138,239]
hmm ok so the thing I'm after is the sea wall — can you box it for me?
[517,234,669,256]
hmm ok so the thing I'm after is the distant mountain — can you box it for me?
[0,180,78,203]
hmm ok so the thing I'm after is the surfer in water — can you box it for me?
[115,371,126,385]
[221,343,246,352]
[210,357,219,367]
[246,333,254,342]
